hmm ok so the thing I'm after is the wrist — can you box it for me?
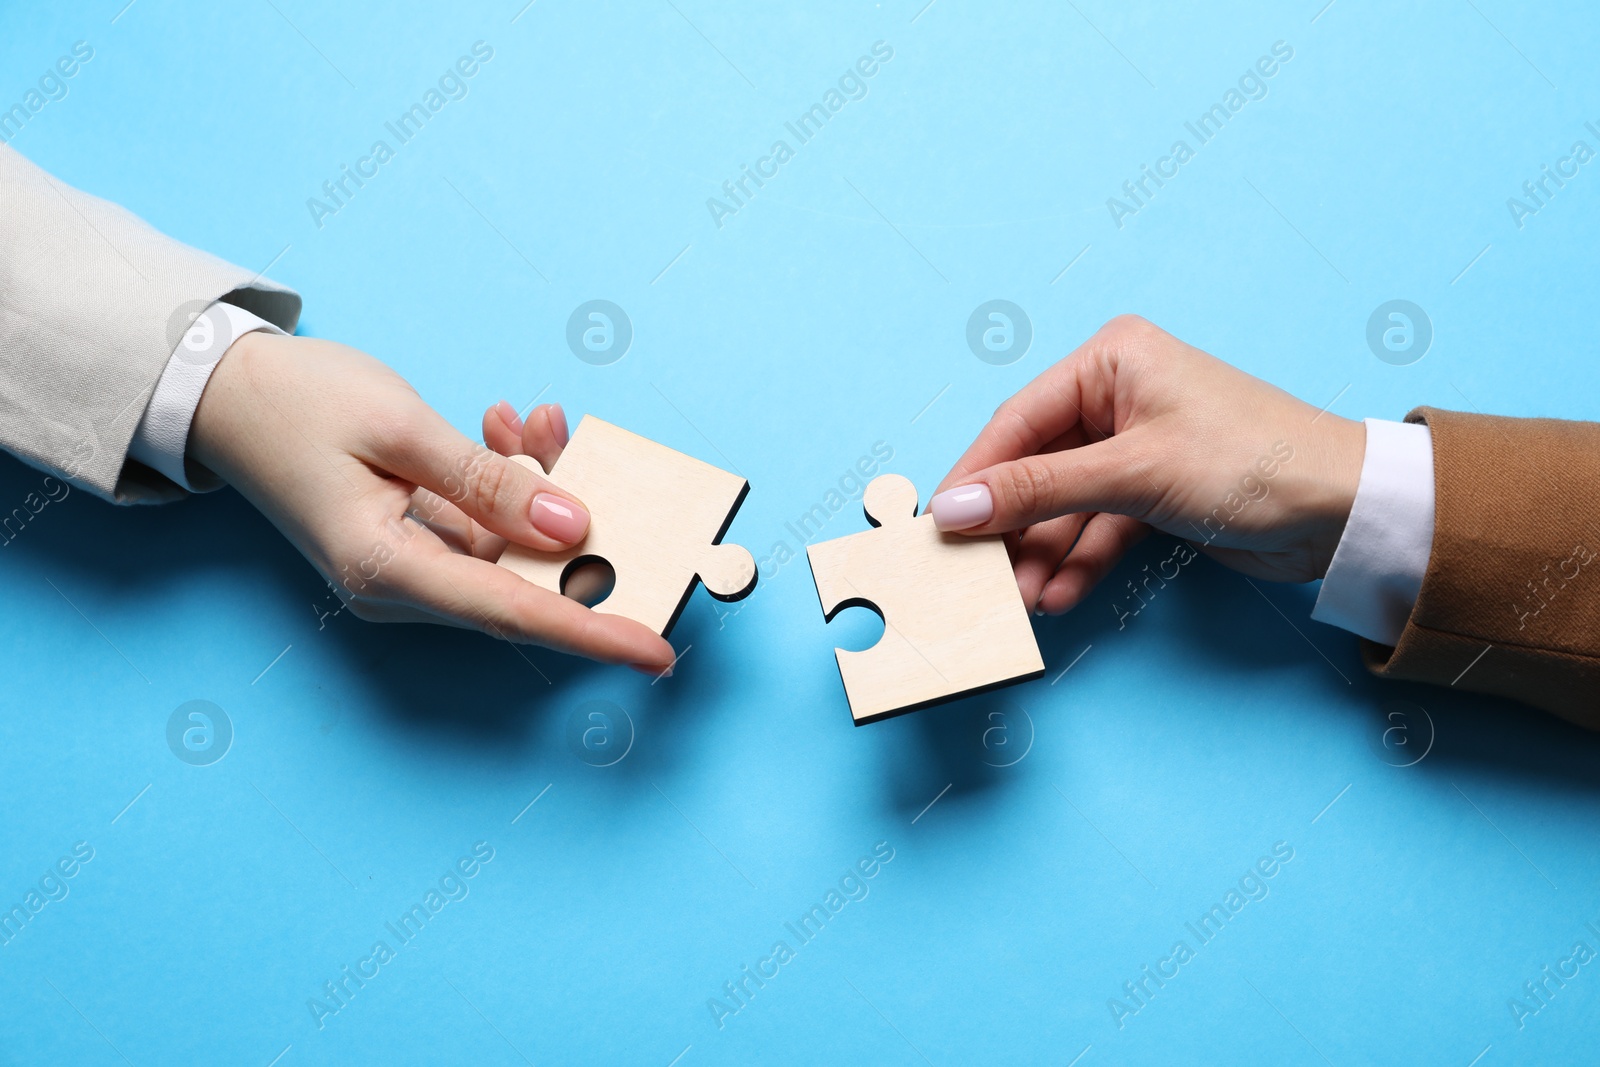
[1297,414,1366,575]
[189,328,277,483]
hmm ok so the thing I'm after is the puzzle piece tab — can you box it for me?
[496,416,756,636]
[806,474,1044,725]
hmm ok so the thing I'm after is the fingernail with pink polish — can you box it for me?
[495,400,523,433]
[531,493,589,543]
[929,484,993,531]
[548,403,570,447]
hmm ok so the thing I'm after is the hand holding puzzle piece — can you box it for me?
[496,416,757,637]
[807,474,1045,725]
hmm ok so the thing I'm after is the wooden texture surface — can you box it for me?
[496,416,756,636]
[806,474,1045,725]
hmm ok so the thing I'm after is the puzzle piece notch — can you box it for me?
[807,473,1044,725]
[819,473,918,624]
[496,416,756,636]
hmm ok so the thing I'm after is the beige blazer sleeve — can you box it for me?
[0,145,300,503]
[1364,406,1600,729]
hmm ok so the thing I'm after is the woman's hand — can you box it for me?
[930,315,1367,615]
[189,330,676,673]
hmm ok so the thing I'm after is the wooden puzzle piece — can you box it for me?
[496,416,756,636]
[806,474,1044,725]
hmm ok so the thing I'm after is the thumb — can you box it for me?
[382,407,591,551]
[929,439,1153,535]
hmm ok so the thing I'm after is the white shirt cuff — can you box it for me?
[1311,418,1436,646]
[127,300,284,491]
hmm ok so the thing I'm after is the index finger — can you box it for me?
[935,334,1113,496]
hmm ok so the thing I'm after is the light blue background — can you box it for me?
[2,1,1597,1063]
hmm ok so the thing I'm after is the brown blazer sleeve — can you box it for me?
[1362,407,1600,729]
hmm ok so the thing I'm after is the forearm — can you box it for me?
[0,145,299,502]
[1362,407,1600,728]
